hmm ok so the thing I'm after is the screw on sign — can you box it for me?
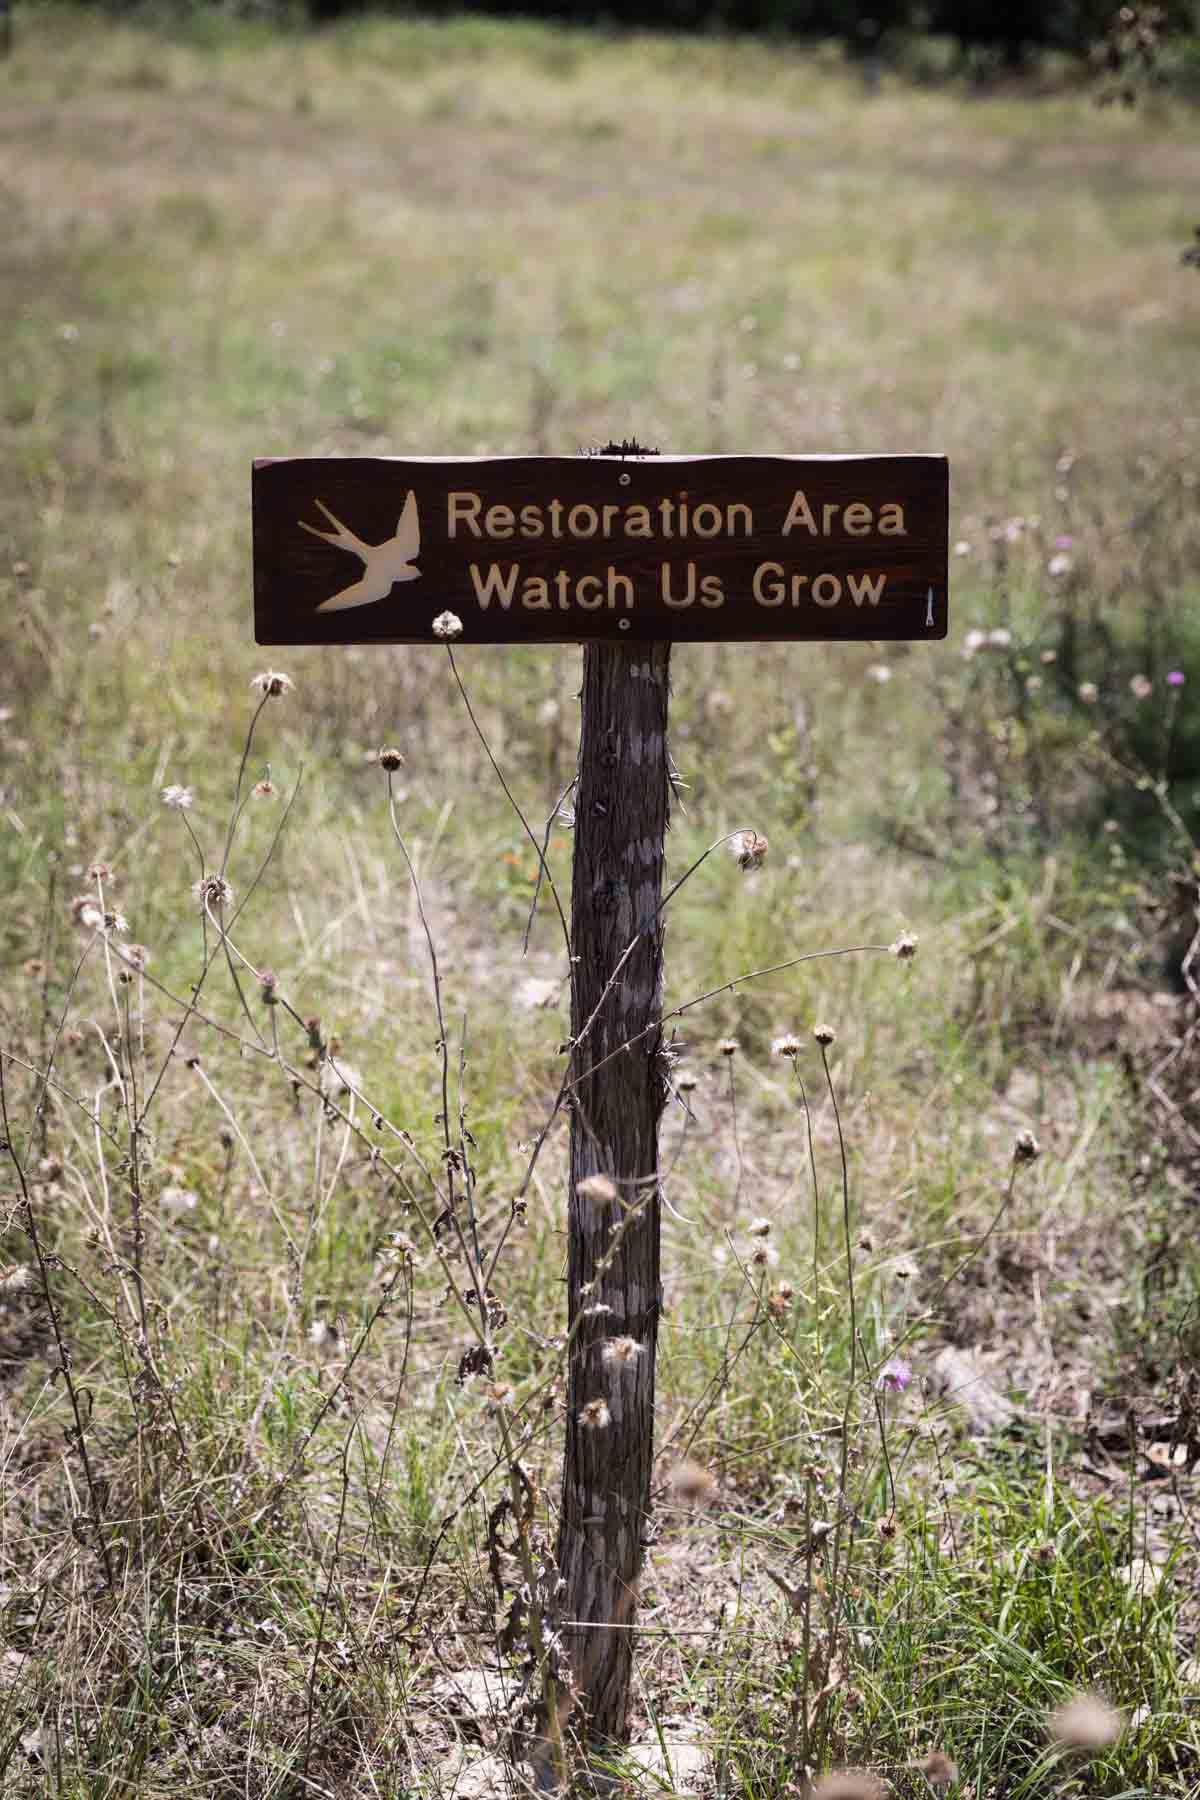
[252,442,948,1769]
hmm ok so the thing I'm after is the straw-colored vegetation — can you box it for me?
[1,6,1199,1794]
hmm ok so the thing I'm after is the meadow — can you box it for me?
[1,6,1200,1794]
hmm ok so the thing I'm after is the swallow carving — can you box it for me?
[299,490,420,613]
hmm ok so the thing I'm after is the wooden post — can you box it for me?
[556,637,671,1749]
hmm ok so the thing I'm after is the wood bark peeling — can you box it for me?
[555,638,671,1752]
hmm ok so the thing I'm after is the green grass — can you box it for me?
[1,5,1199,1794]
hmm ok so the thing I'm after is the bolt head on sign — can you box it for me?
[253,454,948,645]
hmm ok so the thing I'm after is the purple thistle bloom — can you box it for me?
[1055,534,1074,549]
[877,1356,913,1393]
[1166,670,1185,688]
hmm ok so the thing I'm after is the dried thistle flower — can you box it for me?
[161,783,193,809]
[666,1459,716,1504]
[676,1069,698,1092]
[601,1336,644,1369]
[87,861,112,881]
[772,1033,802,1058]
[732,830,769,871]
[747,1217,772,1237]
[767,1282,794,1317]
[253,777,276,798]
[193,874,234,913]
[0,1265,34,1293]
[251,670,293,697]
[1013,1129,1041,1163]
[717,1037,739,1057]
[813,1021,836,1046]
[258,969,279,1003]
[70,894,103,930]
[124,944,150,972]
[889,930,919,960]
[377,746,404,771]
[910,1749,958,1788]
[1049,1693,1123,1751]
[577,1173,618,1208]
[432,610,463,640]
[578,1397,611,1430]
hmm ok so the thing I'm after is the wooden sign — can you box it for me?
[253,454,948,645]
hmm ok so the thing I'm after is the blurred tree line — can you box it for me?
[70,0,1199,67]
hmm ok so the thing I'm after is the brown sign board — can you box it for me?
[253,454,948,645]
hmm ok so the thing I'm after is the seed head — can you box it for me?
[877,1355,913,1393]
[432,610,463,640]
[772,1033,802,1059]
[889,930,919,960]
[251,670,293,697]
[812,1771,886,1800]
[732,830,769,871]
[1049,1692,1123,1751]
[910,1749,959,1788]
[1013,1129,1041,1163]
[377,746,404,771]
[747,1217,772,1237]
[601,1336,644,1369]
[666,1459,716,1504]
[161,784,193,809]
[1129,673,1153,700]
[813,1021,836,1047]
[87,861,112,881]
[717,1037,739,1057]
[253,777,276,798]
[578,1397,611,1430]
[124,944,150,972]
[193,874,234,914]
[1078,681,1099,703]
[258,969,279,1002]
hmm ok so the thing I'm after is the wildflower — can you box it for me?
[867,663,892,683]
[87,861,112,881]
[1014,1129,1041,1163]
[124,944,150,972]
[717,1037,739,1057]
[772,1033,802,1058]
[0,1265,34,1293]
[768,1282,795,1317]
[577,1173,618,1208]
[258,969,279,1003]
[910,1749,959,1788]
[747,1217,772,1237]
[1167,669,1185,688]
[250,670,293,697]
[1049,1693,1123,1751]
[732,830,769,871]
[1077,681,1098,703]
[578,1397,611,1430]
[877,1355,913,1393]
[377,746,404,771]
[889,931,918,960]
[1130,673,1153,700]
[813,1022,836,1047]
[1047,553,1073,577]
[676,1069,698,1092]
[601,1336,644,1369]
[876,1515,897,1541]
[749,1240,777,1269]
[1055,533,1074,548]
[485,1382,514,1413]
[432,610,463,640]
[193,874,234,913]
[666,1459,716,1504]
[962,627,987,656]
[161,784,193,809]
[104,911,129,935]
[253,777,276,798]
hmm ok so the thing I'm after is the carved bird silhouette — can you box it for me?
[299,491,420,613]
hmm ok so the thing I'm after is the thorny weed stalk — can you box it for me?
[0,662,1024,1793]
